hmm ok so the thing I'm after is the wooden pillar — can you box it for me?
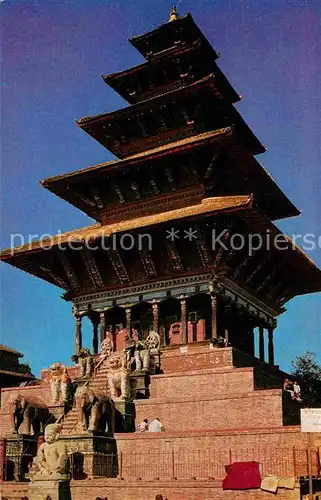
[268,327,275,365]
[99,312,106,346]
[126,307,132,336]
[75,315,82,355]
[211,294,218,340]
[0,438,6,482]
[92,321,99,355]
[180,298,187,344]
[259,326,265,362]
[152,302,159,333]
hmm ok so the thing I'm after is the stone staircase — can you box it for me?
[60,356,111,435]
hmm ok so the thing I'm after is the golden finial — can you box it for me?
[168,6,179,22]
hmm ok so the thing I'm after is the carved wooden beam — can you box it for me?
[59,251,81,292]
[165,167,176,191]
[245,254,272,286]
[67,185,96,207]
[114,123,127,144]
[39,265,69,290]
[150,173,160,195]
[107,249,129,284]
[194,224,212,267]
[204,148,220,180]
[213,223,233,269]
[113,183,126,204]
[233,255,251,279]
[166,241,184,272]
[257,263,281,294]
[139,247,157,278]
[266,277,287,303]
[136,113,148,137]
[90,187,104,209]
[179,105,194,125]
[130,180,141,200]
[278,288,295,306]
[81,250,104,289]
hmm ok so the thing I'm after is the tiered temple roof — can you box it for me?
[76,75,265,158]
[1,11,320,328]
[41,128,299,222]
[0,345,35,387]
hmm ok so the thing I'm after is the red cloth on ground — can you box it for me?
[222,461,261,490]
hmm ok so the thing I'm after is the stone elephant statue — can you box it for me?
[76,387,115,435]
[10,395,52,436]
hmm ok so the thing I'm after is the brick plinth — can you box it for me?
[135,389,283,431]
[149,366,255,399]
[0,479,301,500]
[115,425,316,450]
[161,343,234,372]
[69,478,300,500]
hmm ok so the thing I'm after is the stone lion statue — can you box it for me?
[31,423,68,479]
[107,352,130,401]
[75,387,115,434]
[49,362,72,404]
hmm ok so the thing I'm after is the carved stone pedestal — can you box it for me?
[28,478,71,500]
[130,372,150,399]
[6,434,37,480]
[60,434,117,478]
[114,400,135,433]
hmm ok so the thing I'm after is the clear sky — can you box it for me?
[0,0,320,377]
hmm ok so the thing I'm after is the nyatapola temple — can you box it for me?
[1,8,321,500]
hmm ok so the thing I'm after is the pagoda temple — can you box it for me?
[1,11,320,362]
[1,10,321,500]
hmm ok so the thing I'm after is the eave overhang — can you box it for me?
[103,40,239,105]
[0,196,252,260]
[41,127,299,222]
[129,13,219,60]
[76,74,265,158]
[1,195,320,303]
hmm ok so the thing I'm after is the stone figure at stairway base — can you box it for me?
[30,424,68,480]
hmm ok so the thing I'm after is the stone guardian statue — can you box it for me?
[30,424,68,479]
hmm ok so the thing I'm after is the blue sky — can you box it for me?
[0,0,320,376]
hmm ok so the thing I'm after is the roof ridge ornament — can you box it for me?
[168,6,179,22]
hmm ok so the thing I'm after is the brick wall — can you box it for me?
[134,389,283,431]
[161,344,234,372]
[1,479,302,500]
[149,367,254,399]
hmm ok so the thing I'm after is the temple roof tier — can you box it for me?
[41,128,299,223]
[103,40,239,105]
[77,75,265,158]
[129,13,219,61]
[1,195,320,310]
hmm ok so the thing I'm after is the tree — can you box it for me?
[291,351,321,408]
